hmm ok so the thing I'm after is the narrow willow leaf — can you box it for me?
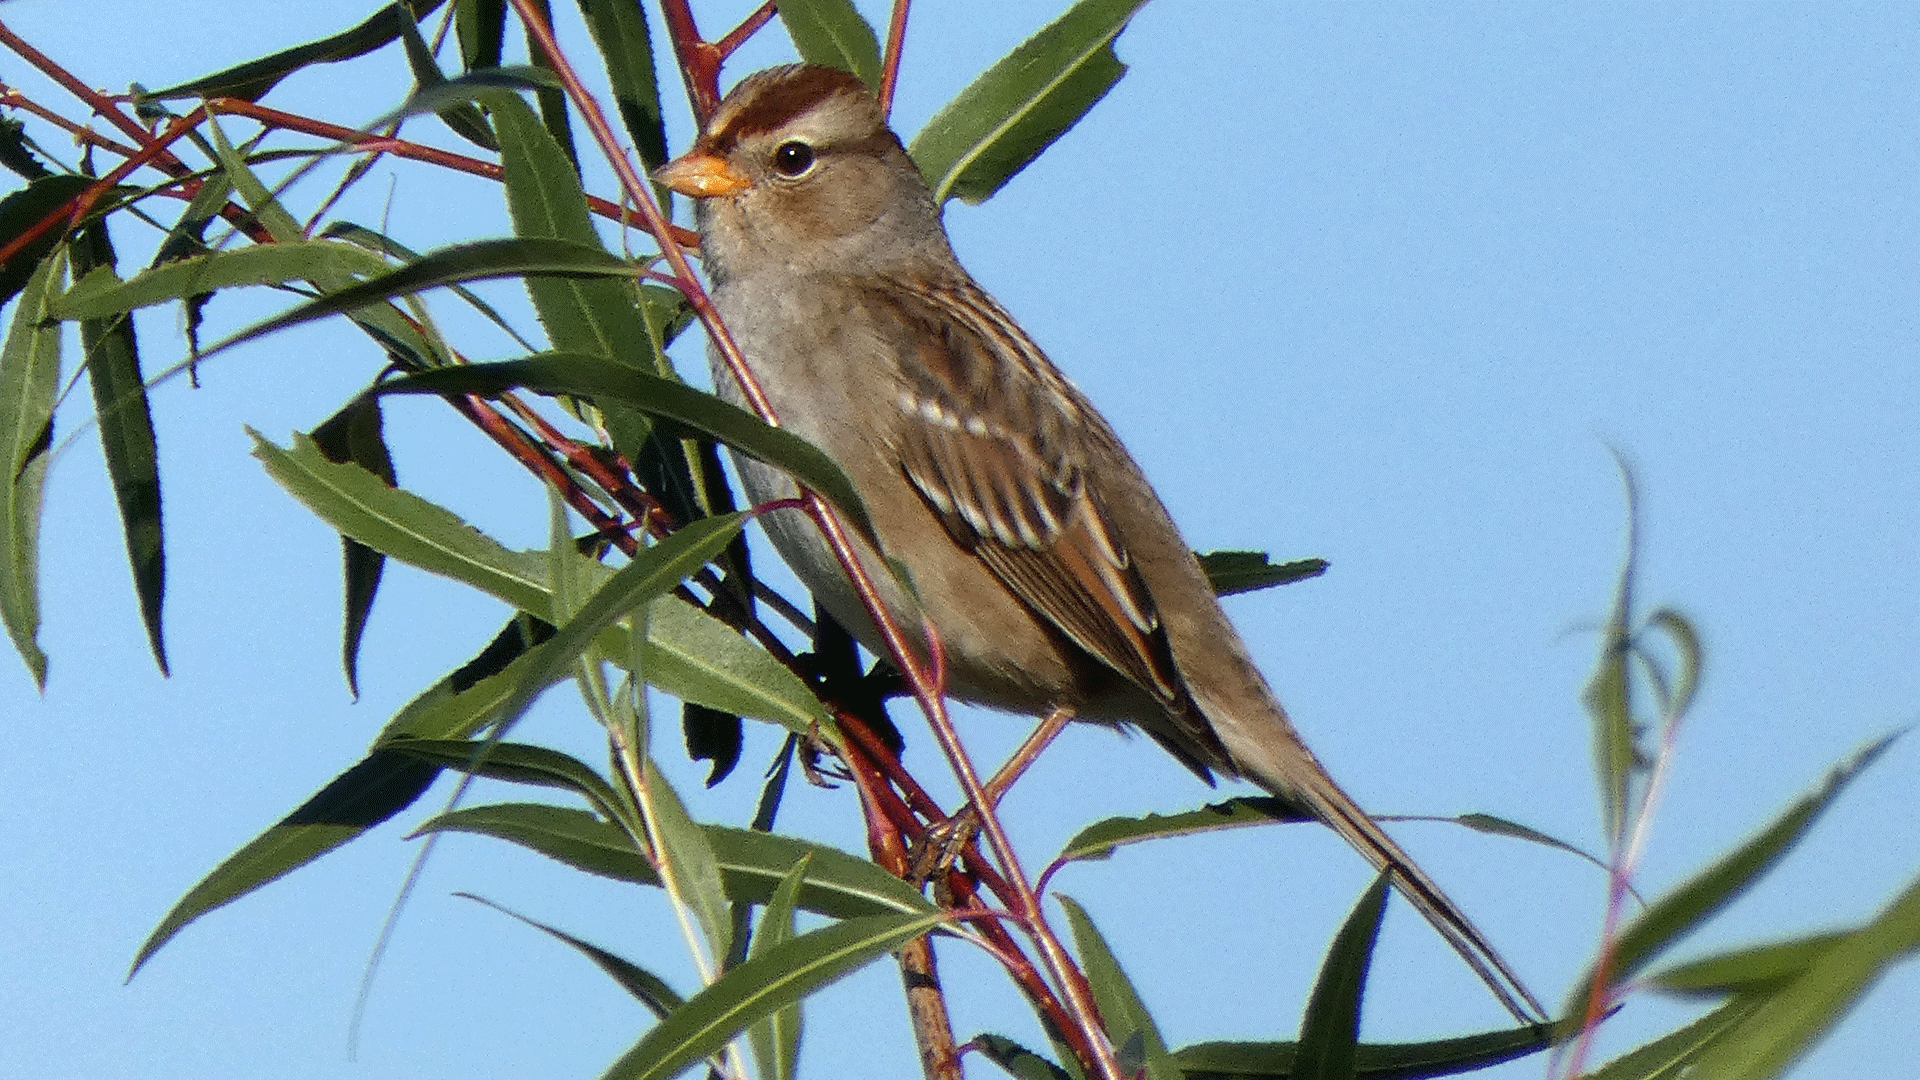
[1056,796,1313,865]
[645,598,828,735]
[210,237,632,355]
[1575,734,1900,1011]
[1294,871,1390,1080]
[72,221,168,675]
[637,752,735,970]
[0,175,92,306]
[52,241,393,320]
[481,512,751,740]
[202,116,304,243]
[1646,607,1702,720]
[384,738,624,819]
[1447,812,1619,880]
[396,13,499,151]
[1650,933,1848,998]
[1198,550,1328,597]
[137,0,449,102]
[746,854,810,1080]
[379,614,558,742]
[252,430,553,614]
[488,91,649,364]
[133,615,552,975]
[1683,872,1920,1080]
[1586,461,1641,844]
[1,249,64,687]
[310,396,395,697]
[417,803,936,919]
[456,0,507,71]
[1582,994,1769,1080]
[377,356,873,538]
[777,0,884,91]
[683,703,743,788]
[970,1035,1075,1080]
[575,0,669,171]
[460,892,685,1018]
[908,0,1150,205]
[1057,895,1176,1080]
[318,222,539,353]
[600,911,947,1080]
[129,750,440,976]
[1173,1023,1560,1080]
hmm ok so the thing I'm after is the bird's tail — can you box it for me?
[1231,731,1547,1025]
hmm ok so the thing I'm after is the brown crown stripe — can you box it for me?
[705,65,872,151]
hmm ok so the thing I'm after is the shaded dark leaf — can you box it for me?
[1172,1021,1559,1080]
[138,0,450,102]
[1294,872,1390,1080]
[72,217,167,675]
[778,0,885,91]
[458,892,684,1018]
[0,175,92,307]
[575,0,669,171]
[311,396,395,698]
[1199,550,1327,597]
[684,702,743,787]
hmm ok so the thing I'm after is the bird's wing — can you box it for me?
[870,280,1229,766]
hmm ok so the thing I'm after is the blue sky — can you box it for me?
[2,3,1915,1079]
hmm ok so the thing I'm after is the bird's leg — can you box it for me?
[908,706,1076,886]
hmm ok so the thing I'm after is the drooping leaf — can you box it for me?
[459,892,685,1018]
[908,0,1151,205]
[599,911,947,1080]
[397,9,499,151]
[71,219,168,674]
[1057,894,1176,1080]
[970,1034,1076,1080]
[310,396,395,697]
[1293,871,1390,1080]
[130,615,552,975]
[0,249,65,687]
[1198,550,1328,598]
[385,738,624,819]
[137,0,451,102]
[777,0,885,91]
[129,749,440,977]
[0,175,92,307]
[684,702,743,787]
[575,0,669,171]
[1586,460,1641,846]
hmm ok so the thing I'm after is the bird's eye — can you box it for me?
[771,140,816,178]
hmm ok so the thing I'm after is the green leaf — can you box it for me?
[310,396,396,698]
[396,13,499,151]
[1198,550,1327,597]
[52,240,393,321]
[778,0,885,91]
[132,614,552,975]
[908,0,1150,205]
[460,892,686,1018]
[1574,734,1900,1011]
[644,597,828,735]
[1057,894,1176,1080]
[384,738,624,818]
[129,750,440,977]
[137,0,449,102]
[1582,994,1768,1080]
[1172,1023,1559,1080]
[417,803,936,919]
[72,219,168,675]
[1650,933,1849,998]
[481,511,752,740]
[1683,871,1920,1080]
[1586,460,1641,845]
[636,751,736,969]
[600,911,947,1080]
[746,854,810,1080]
[377,356,873,539]
[456,0,507,71]
[1294,872,1390,1080]
[0,175,92,307]
[1,249,64,687]
[1055,796,1313,865]
[252,430,554,615]
[575,0,669,171]
[970,1035,1075,1080]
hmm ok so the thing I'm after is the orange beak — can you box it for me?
[653,151,751,198]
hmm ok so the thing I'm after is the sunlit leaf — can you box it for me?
[137,0,450,102]
[1294,871,1390,1080]
[778,0,884,91]
[1057,895,1176,1080]
[1198,550,1327,597]
[0,249,64,687]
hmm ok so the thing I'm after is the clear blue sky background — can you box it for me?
[3,3,1915,1079]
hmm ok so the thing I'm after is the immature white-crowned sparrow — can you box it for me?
[656,64,1542,1022]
